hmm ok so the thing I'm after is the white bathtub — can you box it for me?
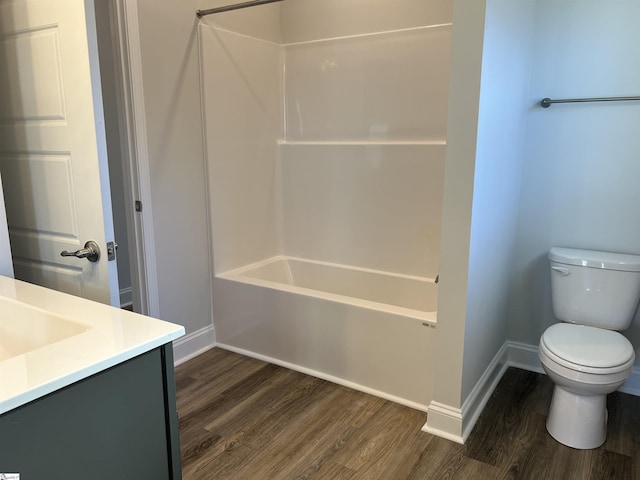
[214,256,437,410]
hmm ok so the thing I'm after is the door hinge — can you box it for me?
[135,200,142,212]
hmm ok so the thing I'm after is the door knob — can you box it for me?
[61,241,101,262]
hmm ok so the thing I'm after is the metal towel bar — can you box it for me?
[197,0,283,18]
[540,96,640,108]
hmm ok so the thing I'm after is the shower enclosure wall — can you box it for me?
[199,0,451,410]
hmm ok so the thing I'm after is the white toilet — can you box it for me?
[540,247,640,449]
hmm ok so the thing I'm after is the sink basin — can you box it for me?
[0,297,90,361]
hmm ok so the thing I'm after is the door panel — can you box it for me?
[0,0,119,305]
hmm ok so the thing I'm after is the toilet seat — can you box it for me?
[541,323,634,374]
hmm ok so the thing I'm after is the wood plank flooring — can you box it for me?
[175,348,640,479]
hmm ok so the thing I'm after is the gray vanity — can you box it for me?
[0,277,185,479]
[0,345,181,479]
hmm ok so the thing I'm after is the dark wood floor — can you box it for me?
[175,347,640,479]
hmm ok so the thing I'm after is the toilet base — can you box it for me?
[546,385,607,449]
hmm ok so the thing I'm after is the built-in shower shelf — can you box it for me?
[277,139,446,146]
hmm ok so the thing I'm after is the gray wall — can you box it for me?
[462,0,535,401]
[135,0,213,338]
[436,0,640,414]
[507,0,640,360]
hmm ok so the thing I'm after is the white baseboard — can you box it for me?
[119,287,132,308]
[503,341,640,395]
[424,340,640,444]
[423,341,510,444]
[459,342,510,441]
[422,401,464,443]
[174,332,640,442]
[506,340,640,395]
[620,367,640,395]
[172,324,216,366]
[505,340,544,373]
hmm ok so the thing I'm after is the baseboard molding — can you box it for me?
[172,324,216,366]
[216,343,430,412]
[424,340,640,444]
[422,401,464,443]
[459,342,510,441]
[119,287,132,308]
[176,333,640,442]
[505,340,544,373]
[620,367,640,395]
[423,341,510,444]
[504,341,640,395]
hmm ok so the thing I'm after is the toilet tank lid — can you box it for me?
[549,247,640,272]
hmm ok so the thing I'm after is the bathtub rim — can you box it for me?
[217,255,438,325]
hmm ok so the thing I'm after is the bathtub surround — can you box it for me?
[200,0,450,410]
[199,9,449,276]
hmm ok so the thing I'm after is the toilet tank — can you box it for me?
[549,247,640,330]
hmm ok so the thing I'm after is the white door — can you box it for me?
[0,0,119,305]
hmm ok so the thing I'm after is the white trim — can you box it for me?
[459,342,510,441]
[112,0,160,318]
[620,366,640,396]
[119,286,132,307]
[196,22,217,361]
[172,325,216,366]
[216,343,430,412]
[423,341,509,444]
[85,0,120,307]
[422,401,464,443]
[505,340,640,395]
[505,340,544,373]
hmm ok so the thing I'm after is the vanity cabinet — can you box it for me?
[0,344,181,480]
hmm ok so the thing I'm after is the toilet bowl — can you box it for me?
[540,247,640,449]
[539,323,634,449]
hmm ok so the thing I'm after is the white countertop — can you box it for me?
[0,276,185,414]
